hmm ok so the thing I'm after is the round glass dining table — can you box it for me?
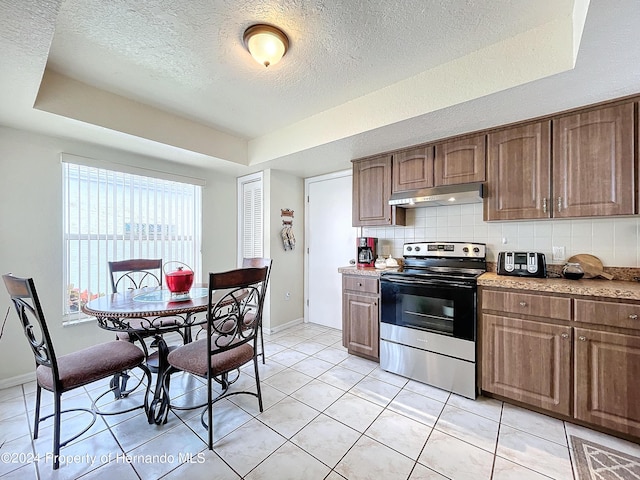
[82,285,223,424]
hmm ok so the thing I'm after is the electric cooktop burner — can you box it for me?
[383,241,487,283]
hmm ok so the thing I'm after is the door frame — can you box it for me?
[304,169,353,324]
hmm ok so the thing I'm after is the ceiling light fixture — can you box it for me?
[243,24,289,68]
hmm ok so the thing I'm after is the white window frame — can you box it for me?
[62,153,203,320]
[237,172,264,266]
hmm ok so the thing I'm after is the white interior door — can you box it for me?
[305,171,357,329]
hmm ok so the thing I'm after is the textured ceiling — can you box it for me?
[1,1,639,178]
[46,0,567,139]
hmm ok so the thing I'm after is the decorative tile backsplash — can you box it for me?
[362,203,640,267]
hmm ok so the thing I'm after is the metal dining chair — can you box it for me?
[2,274,151,470]
[108,259,191,344]
[159,266,268,447]
[242,257,272,363]
[108,258,163,293]
[108,259,167,344]
[107,258,191,400]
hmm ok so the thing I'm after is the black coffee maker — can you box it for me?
[357,237,378,267]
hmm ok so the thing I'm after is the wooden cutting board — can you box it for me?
[567,254,614,280]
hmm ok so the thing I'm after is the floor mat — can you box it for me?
[571,435,640,480]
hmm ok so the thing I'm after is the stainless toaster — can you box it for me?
[497,251,547,278]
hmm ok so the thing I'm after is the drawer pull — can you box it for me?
[629,314,638,320]
[579,336,587,341]
[561,333,569,339]
[357,283,362,287]
[519,301,527,307]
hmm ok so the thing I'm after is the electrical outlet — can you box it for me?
[552,246,566,262]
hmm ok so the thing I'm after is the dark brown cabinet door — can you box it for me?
[574,328,640,437]
[342,292,379,360]
[435,135,486,186]
[481,314,572,415]
[352,155,405,226]
[392,146,434,193]
[485,121,551,221]
[553,102,634,218]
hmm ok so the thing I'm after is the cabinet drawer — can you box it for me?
[343,275,379,294]
[482,290,572,321]
[575,299,640,331]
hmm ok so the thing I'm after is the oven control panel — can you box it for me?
[404,242,486,258]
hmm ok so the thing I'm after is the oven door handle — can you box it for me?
[381,275,476,289]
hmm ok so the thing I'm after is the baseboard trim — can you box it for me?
[264,317,304,335]
[0,372,35,390]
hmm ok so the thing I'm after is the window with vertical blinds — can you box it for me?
[62,160,202,317]
[239,174,263,261]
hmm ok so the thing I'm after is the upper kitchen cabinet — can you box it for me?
[392,146,434,193]
[352,155,406,227]
[485,121,551,221]
[434,134,486,186]
[552,102,635,218]
[354,95,636,225]
[486,102,635,221]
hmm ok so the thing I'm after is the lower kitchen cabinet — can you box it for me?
[481,285,640,441]
[574,328,640,437]
[342,274,379,361]
[481,314,572,416]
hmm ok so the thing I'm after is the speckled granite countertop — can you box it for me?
[479,272,640,301]
[339,267,640,300]
[339,268,640,301]
[338,266,397,277]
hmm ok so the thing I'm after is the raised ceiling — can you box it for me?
[1,1,639,177]
[46,0,570,139]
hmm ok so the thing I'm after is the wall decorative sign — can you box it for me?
[280,209,295,250]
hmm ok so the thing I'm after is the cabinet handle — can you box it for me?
[629,314,638,320]
[519,301,527,307]
[557,197,562,212]
[561,333,569,338]
[579,336,587,341]
[542,198,547,214]
[357,282,362,287]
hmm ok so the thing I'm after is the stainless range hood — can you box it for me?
[388,182,484,208]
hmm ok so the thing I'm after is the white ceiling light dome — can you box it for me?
[243,24,289,68]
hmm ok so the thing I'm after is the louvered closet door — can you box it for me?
[241,179,263,258]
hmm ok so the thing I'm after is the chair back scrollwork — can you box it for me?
[207,267,267,352]
[3,275,59,387]
[109,259,162,293]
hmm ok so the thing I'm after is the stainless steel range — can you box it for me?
[379,241,486,399]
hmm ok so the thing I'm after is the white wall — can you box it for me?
[264,170,305,331]
[363,203,640,267]
[0,126,237,383]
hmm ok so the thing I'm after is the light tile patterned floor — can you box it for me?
[1,322,639,479]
